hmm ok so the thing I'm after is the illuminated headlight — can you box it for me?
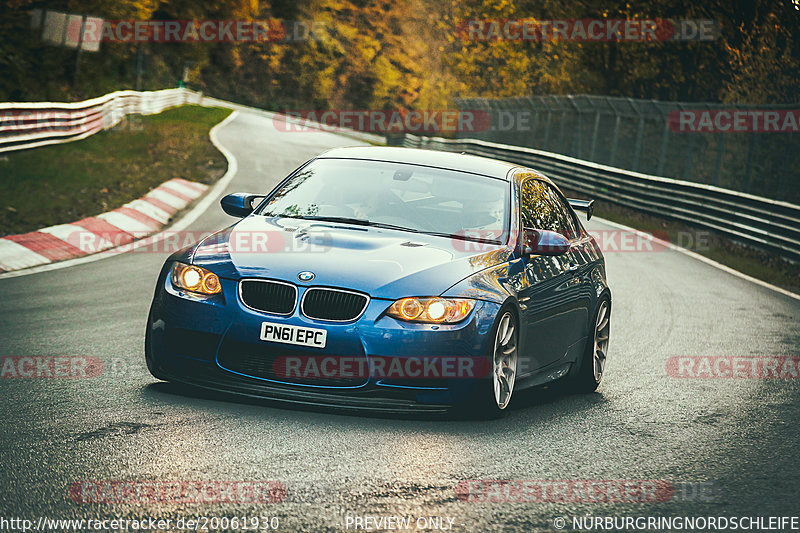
[386,297,476,324]
[170,262,222,295]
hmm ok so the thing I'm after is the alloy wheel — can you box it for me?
[492,312,518,409]
[592,300,610,383]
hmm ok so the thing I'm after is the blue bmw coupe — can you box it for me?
[145,147,611,415]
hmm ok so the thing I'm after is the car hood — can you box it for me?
[190,216,511,299]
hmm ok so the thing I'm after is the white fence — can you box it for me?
[0,88,203,153]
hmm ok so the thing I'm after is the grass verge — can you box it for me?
[562,187,800,295]
[0,105,231,236]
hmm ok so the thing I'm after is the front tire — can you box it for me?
[564,297,610,393]
[145,314,169,381]
[467,306,519,418]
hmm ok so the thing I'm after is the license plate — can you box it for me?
[259,322,327,349]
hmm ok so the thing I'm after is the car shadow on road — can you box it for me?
[142,380,609,428]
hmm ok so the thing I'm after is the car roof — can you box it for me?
[317,146,523,181]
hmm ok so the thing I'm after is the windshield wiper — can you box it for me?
[264,213,503,243]
[263,213,369,225]
[270,215,423,234]
[302,215,374,226]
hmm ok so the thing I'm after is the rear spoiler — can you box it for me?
[568,198,595,220]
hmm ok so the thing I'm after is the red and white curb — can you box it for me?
[0,178,207,273]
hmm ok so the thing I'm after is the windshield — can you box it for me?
[258,158,510,243]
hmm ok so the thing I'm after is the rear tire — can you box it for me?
[563,297,610,393]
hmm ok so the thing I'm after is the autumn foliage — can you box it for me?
[1,0,797,107]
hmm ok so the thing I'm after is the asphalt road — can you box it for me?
[1,109,799,532]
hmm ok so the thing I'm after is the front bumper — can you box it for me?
[147,270,501,409]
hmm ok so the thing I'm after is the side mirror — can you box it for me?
[220,193,265,218]
[523,228,570,256]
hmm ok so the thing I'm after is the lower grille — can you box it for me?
[239,279,296,315]
[217,339,368,387]
[164,328,221,362]
[301,288,369,322]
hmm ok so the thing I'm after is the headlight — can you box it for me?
[170,262,222,295]
[386,297,476,324]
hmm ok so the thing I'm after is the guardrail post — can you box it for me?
[657,117,670,176]
[491,99,501,143]
[512,100,526,147]
[72,15,86,90]
[135,46,144,91]
[543,111,553,152]
[531,110,540,148]
[589,111,601,162]
[713,132,726,186]
[632,115,645,172]
[568,96,581,158]
[557,110,567,154]
[743,133,757,193]
[609,115,621,166]
[683,133,696,181]
[777,151,788,200]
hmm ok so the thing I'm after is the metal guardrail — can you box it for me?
[0,88,202,153]
[454,95,800,204]
[401,134,800,262]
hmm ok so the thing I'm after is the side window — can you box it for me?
[544,185,581,240]
[520,180,559,232]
